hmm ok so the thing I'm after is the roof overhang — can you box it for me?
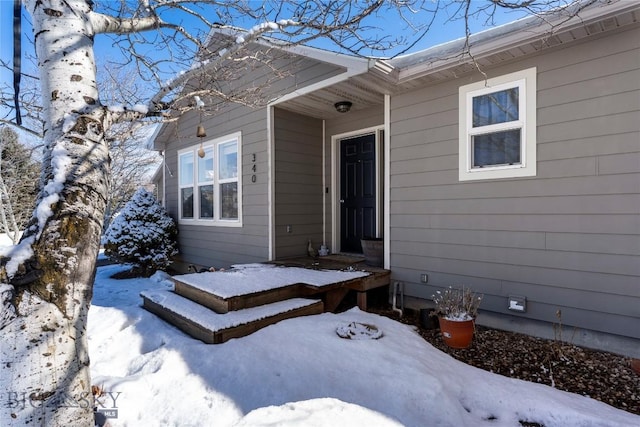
[272,1,639,118]
[268,57,397,119]
[153,1,638,127]
[389,0,639,86]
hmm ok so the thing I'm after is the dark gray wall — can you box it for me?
[273,108,324,258]
[388,25,640,339]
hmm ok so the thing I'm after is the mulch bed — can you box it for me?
[373,308,640,417]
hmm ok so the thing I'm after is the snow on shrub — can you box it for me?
[103,188,178,276]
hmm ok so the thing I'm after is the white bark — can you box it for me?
[1,291,93,425]
[1,1,107,425]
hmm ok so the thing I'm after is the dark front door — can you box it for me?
[340,134,376,253]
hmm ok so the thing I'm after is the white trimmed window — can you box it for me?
[459,67,537,181]
[178,132,242,226]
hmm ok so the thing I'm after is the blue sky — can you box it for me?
[0,1,529,130]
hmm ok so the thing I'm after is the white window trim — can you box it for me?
[458,67,537,181]
[178,131,242,227]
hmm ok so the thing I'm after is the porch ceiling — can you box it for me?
[273,72,392,120]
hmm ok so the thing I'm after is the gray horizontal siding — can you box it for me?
[389,24,640,339]
[167,106,270,268]
[392,240,639,278]
[273,108,323,259]
[391,174,640,200]
[156,51,344,267]
[393,213,639,235]
[390,195,639,215]
[392,227,638,256]
[391,257,638,300]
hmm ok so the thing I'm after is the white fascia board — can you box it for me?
[269,61,374,106]
[151,161,163,183]
[279,42,372,71]
[146,122,164,151]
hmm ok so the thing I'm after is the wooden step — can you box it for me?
[172,265,370,313]
[140,289,324,344]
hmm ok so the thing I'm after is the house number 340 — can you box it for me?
[251,153,257,183]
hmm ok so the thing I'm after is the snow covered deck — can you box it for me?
[173,263,384,313]
[140,260,390,344]
[176,264,370,298]
[141,289,323,344]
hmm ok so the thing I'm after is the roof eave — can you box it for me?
[393,0,639,84]
[210,26,371,73]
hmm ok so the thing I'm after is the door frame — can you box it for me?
[331,125,384,254]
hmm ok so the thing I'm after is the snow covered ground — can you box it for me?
[87,263,639,427]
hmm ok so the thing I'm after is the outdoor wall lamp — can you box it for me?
[334,101,352,113]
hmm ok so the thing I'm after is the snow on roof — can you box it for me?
[389,0,638,72]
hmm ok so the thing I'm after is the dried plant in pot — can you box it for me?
[432,286,483,349]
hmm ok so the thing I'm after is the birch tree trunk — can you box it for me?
[1,0,108,424]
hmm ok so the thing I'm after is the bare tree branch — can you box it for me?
[148,19,300,111]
